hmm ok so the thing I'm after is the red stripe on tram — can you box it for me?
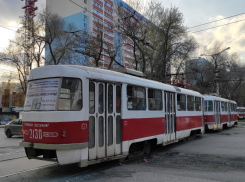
[22,121,89,144]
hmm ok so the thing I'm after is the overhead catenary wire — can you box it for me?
[187,12,245,29]
[69,0,93,14]
[0,25,17,32]
[189,18,245,34]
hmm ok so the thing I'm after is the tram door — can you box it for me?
[88,82,122,160]
[214,101,221,128]
[228,103,231,126]
[202,98,205,127]
[165,92,176,142]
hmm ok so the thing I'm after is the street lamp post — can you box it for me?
[200,47,230,96]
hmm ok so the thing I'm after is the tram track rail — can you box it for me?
[0,156,26,162]
[60,153,149,182]
[0,163,58,179]
[0,152,149,181]
[0,150,25,156]
[0,150,26,162]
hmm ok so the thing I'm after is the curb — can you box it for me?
[0,125,5,128]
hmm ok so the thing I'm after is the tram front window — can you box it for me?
[24,78,82,111]
[58,78,82,111]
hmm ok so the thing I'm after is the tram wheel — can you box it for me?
[192,131,197,139]
[143,141,151,154]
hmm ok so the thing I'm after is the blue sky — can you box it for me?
[0,0,245,62]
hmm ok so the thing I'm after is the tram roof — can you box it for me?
[203,95,237,104]
[237,106,245,109]
[29,65,203,97]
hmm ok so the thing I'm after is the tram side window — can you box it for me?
[127,85,146,110]
[148,89,162,110]
[207,101,213,111]
[224,102,228,111]
[58,78,82,111]
[89,82,95,114]
[195,97,201,111]
[221,102,225,111]
[187,96,194,111]
[177,94,186,111]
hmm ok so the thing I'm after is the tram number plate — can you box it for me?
[29,129,42,139]
[31,98,42,110]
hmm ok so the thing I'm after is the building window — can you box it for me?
[104,15,113,23]
[93,1,103,9]
[105,8,113,15]
[93,16,103,24]
[84,0,87,4]
[84,15,87,21]
[93,8,103,17]
[105,1,113,9]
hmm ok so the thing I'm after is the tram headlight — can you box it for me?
[62,130,66,138]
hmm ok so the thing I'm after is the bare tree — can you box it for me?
[114,1,151,72]
[185,58,214,93]
[0,43,29,94]
[39,9,84,65]
[103,33,124,69]
[115,0,197,81]
[186,43,245,104]
[144,1,198,83]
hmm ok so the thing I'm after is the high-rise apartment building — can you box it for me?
[46,0,137,69]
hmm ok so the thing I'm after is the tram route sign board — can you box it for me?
[24,78,60,111]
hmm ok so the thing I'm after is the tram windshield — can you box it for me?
[24,78,82,111]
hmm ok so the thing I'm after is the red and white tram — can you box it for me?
[204,95,238,130]
[20,65,204,167]
[237,107,245,119]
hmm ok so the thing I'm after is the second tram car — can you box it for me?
[204,95,238,130]
[237,107,245,119]
[20,65,204,167]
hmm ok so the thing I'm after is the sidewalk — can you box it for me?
[0,125,5,128]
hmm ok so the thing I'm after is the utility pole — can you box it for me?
[201,47,230,96]
[212,54,220,96]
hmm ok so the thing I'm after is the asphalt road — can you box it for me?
[1,123,245,182]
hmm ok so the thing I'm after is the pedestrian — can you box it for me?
[137,99,145,110]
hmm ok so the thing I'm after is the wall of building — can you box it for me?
[46,0,144,69]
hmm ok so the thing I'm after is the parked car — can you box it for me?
[4,119,23,138]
